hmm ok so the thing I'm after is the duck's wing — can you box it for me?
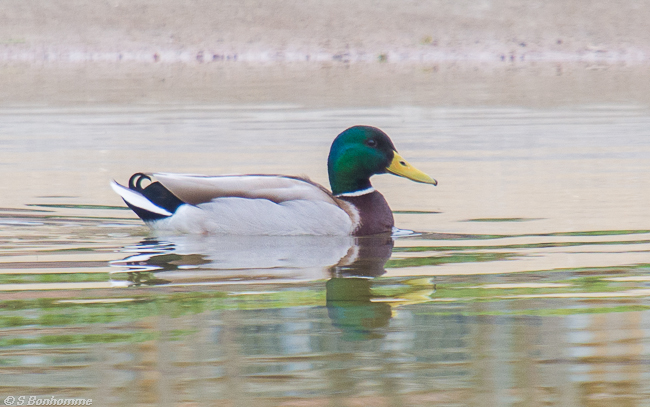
[152,173,339,206]
[112,173,358,235]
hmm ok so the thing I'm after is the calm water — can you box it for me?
[1,105,650,406]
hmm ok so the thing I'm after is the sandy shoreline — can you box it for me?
[3,62,649,108]
[2,0,650,107]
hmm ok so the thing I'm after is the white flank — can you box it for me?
[153,197,354,236]
[110,180,173,217]
[335,186,376,197]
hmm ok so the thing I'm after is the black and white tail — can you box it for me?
[111,173,184,221]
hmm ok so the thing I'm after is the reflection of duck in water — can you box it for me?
[327,235,394,340]
[326,278,393,341]
[111,126,436,236]
[110,234,394,285]
[111,235,356,284]
[111,235,428,340]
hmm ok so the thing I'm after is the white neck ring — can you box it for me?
[335,186,376,197]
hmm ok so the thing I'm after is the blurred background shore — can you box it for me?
[2,0,650,107]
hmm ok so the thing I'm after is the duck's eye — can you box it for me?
[366,139,377,147]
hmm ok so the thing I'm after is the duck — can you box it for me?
[110,125,437,236]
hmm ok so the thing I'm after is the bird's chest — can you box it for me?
[340,191,394,236]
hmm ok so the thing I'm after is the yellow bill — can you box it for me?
[386,152,437,185]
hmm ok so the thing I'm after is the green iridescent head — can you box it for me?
[327,126,437,196]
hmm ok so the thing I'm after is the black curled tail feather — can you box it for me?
[125,173,184,221]
[129,173,152,191]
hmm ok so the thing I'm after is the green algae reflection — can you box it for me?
[2,261,650,347]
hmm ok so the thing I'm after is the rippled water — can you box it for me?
[1,105,650,406]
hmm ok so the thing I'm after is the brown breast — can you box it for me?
[339,191,394,236]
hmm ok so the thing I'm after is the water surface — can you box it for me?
[1,106,650,406]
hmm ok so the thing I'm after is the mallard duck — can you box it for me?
[111,125,437,236]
